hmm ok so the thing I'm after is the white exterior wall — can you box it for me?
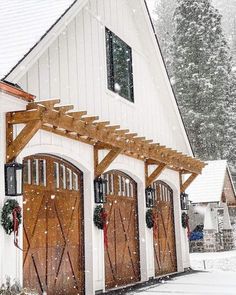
[0,93,27,283]
[0,108,189,292]
[0,0,192,292]
[16,0,191,155]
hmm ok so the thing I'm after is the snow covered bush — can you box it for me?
[0,277,38,295]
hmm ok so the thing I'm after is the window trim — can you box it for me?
[105,28,134,103]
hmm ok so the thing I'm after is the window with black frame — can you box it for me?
[106,28,134,102]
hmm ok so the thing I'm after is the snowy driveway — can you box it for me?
[130,270,236,294]
[129,250,236,294]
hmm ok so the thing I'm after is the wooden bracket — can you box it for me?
[5,99,206,175]
[6,113,42,162]
[94,145,122,178]
[145,161,166,187]
[180,172,198,192]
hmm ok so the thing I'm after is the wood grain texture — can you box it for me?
[94,146,122,177]
[181,173,198,192]
[153,181,177,276]
[7,102,205,174]
[104,170,140,289]
[145,162,167,187]
[7,120,42,162]
[23,155,84,295]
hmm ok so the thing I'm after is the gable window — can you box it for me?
[106,28,134,102]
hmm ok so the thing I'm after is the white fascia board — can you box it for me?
[6,0,89,83]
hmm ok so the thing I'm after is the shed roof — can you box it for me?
[0,0,75,79]
[187,160,233,203]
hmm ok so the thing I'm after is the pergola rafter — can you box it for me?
[6,100,206,177]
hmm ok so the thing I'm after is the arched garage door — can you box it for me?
[103,170,140,289]
[23,155,84,295]
[153,181,177,276]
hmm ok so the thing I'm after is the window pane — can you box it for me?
[39,159,46,186]
[106,29,114,91]
[72,172,78,191]
[16,169,22,195]
[118,175,122,196]
[54,162,59,189]
[23,159,31,184]
[106,28,134,102]
[66,168,72,190]
[32,159,39,185]
[60,164,66,189]
[6,166,15,195]
[112,37,133,100]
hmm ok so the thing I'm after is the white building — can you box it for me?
[0,1,205,294]
[187,160,236,252]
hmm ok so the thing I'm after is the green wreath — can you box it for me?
[94,205,107,230]
[1,199,22,235]
[146,209,154,229]
[182,212,189,229]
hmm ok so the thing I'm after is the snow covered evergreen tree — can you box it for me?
[172,0,235,161]
[212,0,236,66]
[152,0,177,74]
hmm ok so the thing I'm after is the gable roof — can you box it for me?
[0,0,76,80]
[187,160,235,203]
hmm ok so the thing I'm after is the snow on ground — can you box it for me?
[129,250,236,294]
[190,249,236,271]
[130,271,236,294]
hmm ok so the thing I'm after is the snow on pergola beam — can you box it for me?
[6,99,206,177]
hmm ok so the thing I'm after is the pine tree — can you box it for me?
[172,0,234,161]
[152,0,177,74]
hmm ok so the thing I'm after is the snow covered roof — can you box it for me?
[0,0,194,157]
[187,160,230,203]
[0,0,76,80]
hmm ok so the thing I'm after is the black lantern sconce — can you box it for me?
[180,192,190,210]
[5,162,24,196]
[94,176,107,203]
[145,186,155,208]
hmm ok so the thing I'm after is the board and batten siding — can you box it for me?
[18,0,190,154]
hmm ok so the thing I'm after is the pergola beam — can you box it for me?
[5,100,206,176]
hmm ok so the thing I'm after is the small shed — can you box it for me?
[187,160,236,252]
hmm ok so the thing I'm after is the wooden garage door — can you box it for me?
[104,171,140,289]
[23,155,84,295]
[153,181,177,276]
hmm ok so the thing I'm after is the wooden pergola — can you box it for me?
[6,99,206,192]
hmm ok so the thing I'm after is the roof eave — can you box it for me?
[0,81,35,102]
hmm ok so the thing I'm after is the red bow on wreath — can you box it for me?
[12,206,22,250]
[100,209,108,249]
